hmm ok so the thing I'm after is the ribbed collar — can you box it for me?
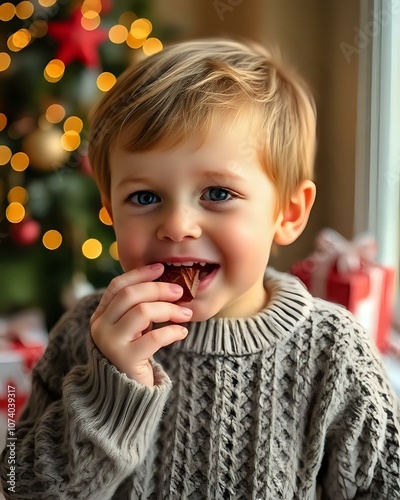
[174,268,313,356]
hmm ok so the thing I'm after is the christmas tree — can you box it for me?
[0,0,171,329]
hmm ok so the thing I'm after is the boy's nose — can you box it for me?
[156,204,202,242]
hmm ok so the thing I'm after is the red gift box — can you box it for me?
[0,310,47,450]
[290,229,396,352]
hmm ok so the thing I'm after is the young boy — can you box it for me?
[1,39,399,499]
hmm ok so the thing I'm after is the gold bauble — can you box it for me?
[22,127,69,171]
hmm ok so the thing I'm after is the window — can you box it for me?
[355,0,400,304]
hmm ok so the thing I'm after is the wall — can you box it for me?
[151,0,361,270]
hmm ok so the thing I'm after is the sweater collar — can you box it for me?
[175,268,313,355]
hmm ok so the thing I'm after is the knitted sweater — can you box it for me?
[1,270,399,499]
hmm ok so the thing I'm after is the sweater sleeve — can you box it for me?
[0,294,172,499]
[320,318,400,499]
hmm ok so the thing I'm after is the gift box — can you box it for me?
[0,310,48,450]
[290,228,396,352]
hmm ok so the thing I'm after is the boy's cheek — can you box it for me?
[114,238,143,272]
[117,252,142,273]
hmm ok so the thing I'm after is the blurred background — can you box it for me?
[0,0,399,345]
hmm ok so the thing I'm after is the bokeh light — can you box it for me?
[81,10,101,31]
[10,152,29,172]
[0,53,11,72]
[29,20,48,38]
[45,104,66,123]
[9,29,31,51]
[96,72,117,92]
[0,114,7,132]
[38,0,57,7]
[15,1,34,20]
[142,38,163,56]
[6,202,25,223]
[64,116,83,133]
[7,36,17,52]
[119,11,137,27]
[0,145,12,166]
[99,206,113,225]
[126,33,145,49]
[81,0,102,15]
[8,186,28,205]
[0,3,16,22]
[42,229,62,249]
[44,59,65,83]
[82,238,102,259]
[109,241,119,260]
[109,24,128,44]
[61,131,81,151]
[130,18,152,39]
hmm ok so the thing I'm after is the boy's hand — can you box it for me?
[90,264,193,386]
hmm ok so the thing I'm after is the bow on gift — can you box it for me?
[311,228,377,299]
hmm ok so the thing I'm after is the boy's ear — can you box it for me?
[273,180,316,246]
[101,195,113,223]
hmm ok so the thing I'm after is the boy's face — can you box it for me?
[107,120,284,321]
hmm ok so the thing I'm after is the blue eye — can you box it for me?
[202,187,234,202]
[130,191,161,206]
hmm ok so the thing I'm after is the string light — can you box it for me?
[44,59,65,83]
[0,114,7,132]
[99,206,112,225]
[0,3,16,22]
[126,32,146,49]
[15,29,31,49]
[45,104,66,124]
[29,20,48,38]
[42,229,62,250]
[130,18,152,39]
[81,10,101,31]
[0,3,163,269]
[0,53,11,72]
[61,131,81,151]
[119,12,137,27]
[6,202,25,223]
[82,238,102,259]
[6,36,17,52]
[81,0,102,15]
[8,186,28,205]
[38,0,57,7]
[15,1,34,20]
[109,241,119,260]
[0,145,12,166]
[8,29,32,52]
[6,37,16,53]
[109,25,128,44]
[96,72,116,92]
[64,116,83,133]
[10,152,29,172]
[143,38,163,56]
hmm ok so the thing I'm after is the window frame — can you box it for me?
[355,0,400,284]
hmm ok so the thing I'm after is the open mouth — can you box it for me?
[162,262,219,280]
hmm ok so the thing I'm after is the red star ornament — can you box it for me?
[48,8,108,68]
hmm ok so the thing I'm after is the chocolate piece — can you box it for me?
[157,267,200,302]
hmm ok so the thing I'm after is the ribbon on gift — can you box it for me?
[310,228,377,299]
[0,310,48,348]
[0,310,48,371]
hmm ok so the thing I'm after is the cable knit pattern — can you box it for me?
[1,269,399,499]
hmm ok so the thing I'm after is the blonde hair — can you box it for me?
[88,38,316,211]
